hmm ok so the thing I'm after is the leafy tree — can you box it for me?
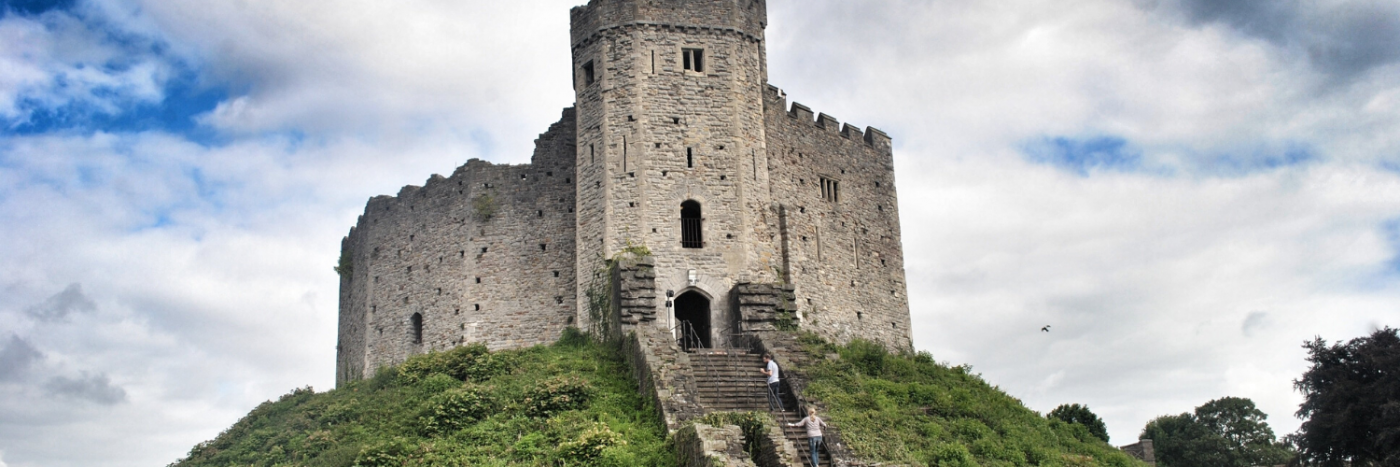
[1291,327,1400,467]
[1140,397,1293,467]
[1049,403,1109,443]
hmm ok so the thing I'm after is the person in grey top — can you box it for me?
[789,407,828,466]
[761,352,783,411]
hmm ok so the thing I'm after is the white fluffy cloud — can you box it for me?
[0,0,1396,465]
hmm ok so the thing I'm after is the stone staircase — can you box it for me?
[691,352,833,467]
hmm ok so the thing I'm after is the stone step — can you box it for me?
[771,415,834,467]
[691,379,769,386]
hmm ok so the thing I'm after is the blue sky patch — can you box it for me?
[0,8,231,145]
[5,74,228,143]
[1197,144,1316,176]
[1,0,76,17]
[1022,136,1144,176]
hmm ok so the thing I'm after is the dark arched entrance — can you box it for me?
[674,291,711,350]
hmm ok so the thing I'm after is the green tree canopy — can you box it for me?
[1291,327,1400,467]
[1048,403,1109,443]
[1139,397,1293,467]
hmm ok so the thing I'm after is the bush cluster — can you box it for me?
[521,376,591,418]
[397,343,513,384]
[417,386,494,435]
[555,423,626,462]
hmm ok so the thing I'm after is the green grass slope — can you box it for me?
[172,329,674,467]
[173,329,1146,467]
[795,335,1145,467]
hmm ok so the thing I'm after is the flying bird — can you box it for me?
[1041,325,1051,332]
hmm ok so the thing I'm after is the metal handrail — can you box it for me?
[674,320,704,352]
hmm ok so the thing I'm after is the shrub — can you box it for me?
[556,326,590,348]
[521,376,591,417]
[841,339,888,377]
[353,438,417,467]
[398,344,513,384]
[415,373,460,395]
[472,193,496,222]
[556,423,626,463]
[418,386,494,435]
[927,443,977,467]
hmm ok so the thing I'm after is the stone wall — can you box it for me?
[673,420,802,467]
[614,255,707,431]
[763,85,913,351]
[335,109,579,386]
[1120,439,1155,465]
[675,423,755,467]
[733,282,796,332]
[570,0,781,348]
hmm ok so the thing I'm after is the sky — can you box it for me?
[0,0,1397,465]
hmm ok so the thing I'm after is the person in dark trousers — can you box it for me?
[761,352,783,411]
[789,407,828,467]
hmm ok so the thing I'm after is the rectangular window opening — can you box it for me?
[683,48,704,72]
[820,177,840,203]
[687,148,694,168]
[582,60,595,85]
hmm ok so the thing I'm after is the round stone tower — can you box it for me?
[570,0,780,347]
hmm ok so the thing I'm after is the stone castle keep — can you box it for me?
[336,0,912,386]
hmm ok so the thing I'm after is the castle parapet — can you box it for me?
[570,0,767,47]
[775,93,891,150]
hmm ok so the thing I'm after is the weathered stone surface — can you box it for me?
[1120,439,1156,465]
[675,424,757,467]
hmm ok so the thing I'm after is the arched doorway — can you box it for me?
[674,291,711,350]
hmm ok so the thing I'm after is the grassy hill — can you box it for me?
[172,329,674,467]
[795,335,1144,467]
[173,329,1143,467]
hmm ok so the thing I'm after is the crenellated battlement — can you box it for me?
[765,85,892,149]
[570,0,766,47]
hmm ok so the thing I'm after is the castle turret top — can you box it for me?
[570,0,767,46]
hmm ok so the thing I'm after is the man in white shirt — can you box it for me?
[761,352,784,411]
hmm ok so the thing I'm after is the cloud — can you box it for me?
[25,283,96,322]
[1165,0,1400,80]
[44,372,126,405]
[1242,312,1271,337]
[0,335,43,382]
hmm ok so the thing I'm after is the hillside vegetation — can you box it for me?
[172,329,674,467]
[174,329,1145,467]
[796,335,1145,467]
